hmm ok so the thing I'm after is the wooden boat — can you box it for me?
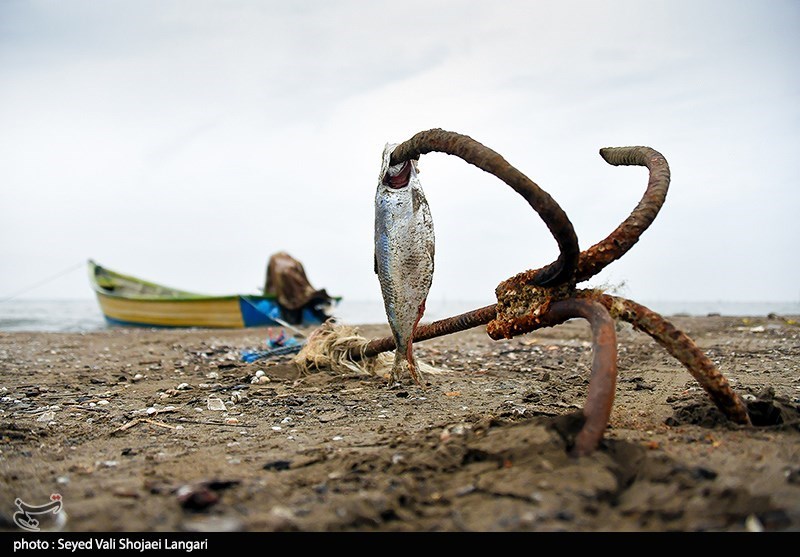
[88,259,339,329]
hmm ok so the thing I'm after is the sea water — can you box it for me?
[0,298,798,333]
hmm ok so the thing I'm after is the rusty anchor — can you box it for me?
[307,128,752,457]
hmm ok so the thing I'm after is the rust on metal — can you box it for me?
[356,303,497,360]
[486,281,575,340]
[593,293,752,425]
[575,147,671,282]
[522,298,618,456]
[389,128,579,287]
[350,132,753,456]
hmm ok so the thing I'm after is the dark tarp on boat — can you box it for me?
[264,251,336,325]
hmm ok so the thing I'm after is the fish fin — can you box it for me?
[404,299,427,386]
[405,337,421,386]
[416,299,427,323]
[391,351,406,384]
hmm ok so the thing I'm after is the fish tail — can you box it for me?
[391,350,406,383]
[404,299,427,386]
[405,337,421,386]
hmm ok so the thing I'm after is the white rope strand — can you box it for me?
[0,260,86,303]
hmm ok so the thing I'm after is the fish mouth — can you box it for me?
[383,160,412,189]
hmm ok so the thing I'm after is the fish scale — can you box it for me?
[374,143,435,384]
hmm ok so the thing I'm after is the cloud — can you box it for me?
[1,0,798,309]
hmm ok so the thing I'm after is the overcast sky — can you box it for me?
[1,0,798,315]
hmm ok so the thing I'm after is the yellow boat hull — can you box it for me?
[87,259,337,329]
[96,292,246,328]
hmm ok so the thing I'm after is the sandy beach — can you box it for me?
[1,314,799,532]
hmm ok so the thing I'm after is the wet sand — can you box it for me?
[1,314,799,532]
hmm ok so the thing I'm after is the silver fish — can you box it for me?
[374,143,435,385]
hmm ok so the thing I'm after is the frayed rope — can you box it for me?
[291,320,444,379]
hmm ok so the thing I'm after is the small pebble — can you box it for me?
[176,383,190,390]
[207,398,226,411]
[180,516,244,532]
[176,485,218,510]
[37,411,56,422]
[745,514,764,532]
